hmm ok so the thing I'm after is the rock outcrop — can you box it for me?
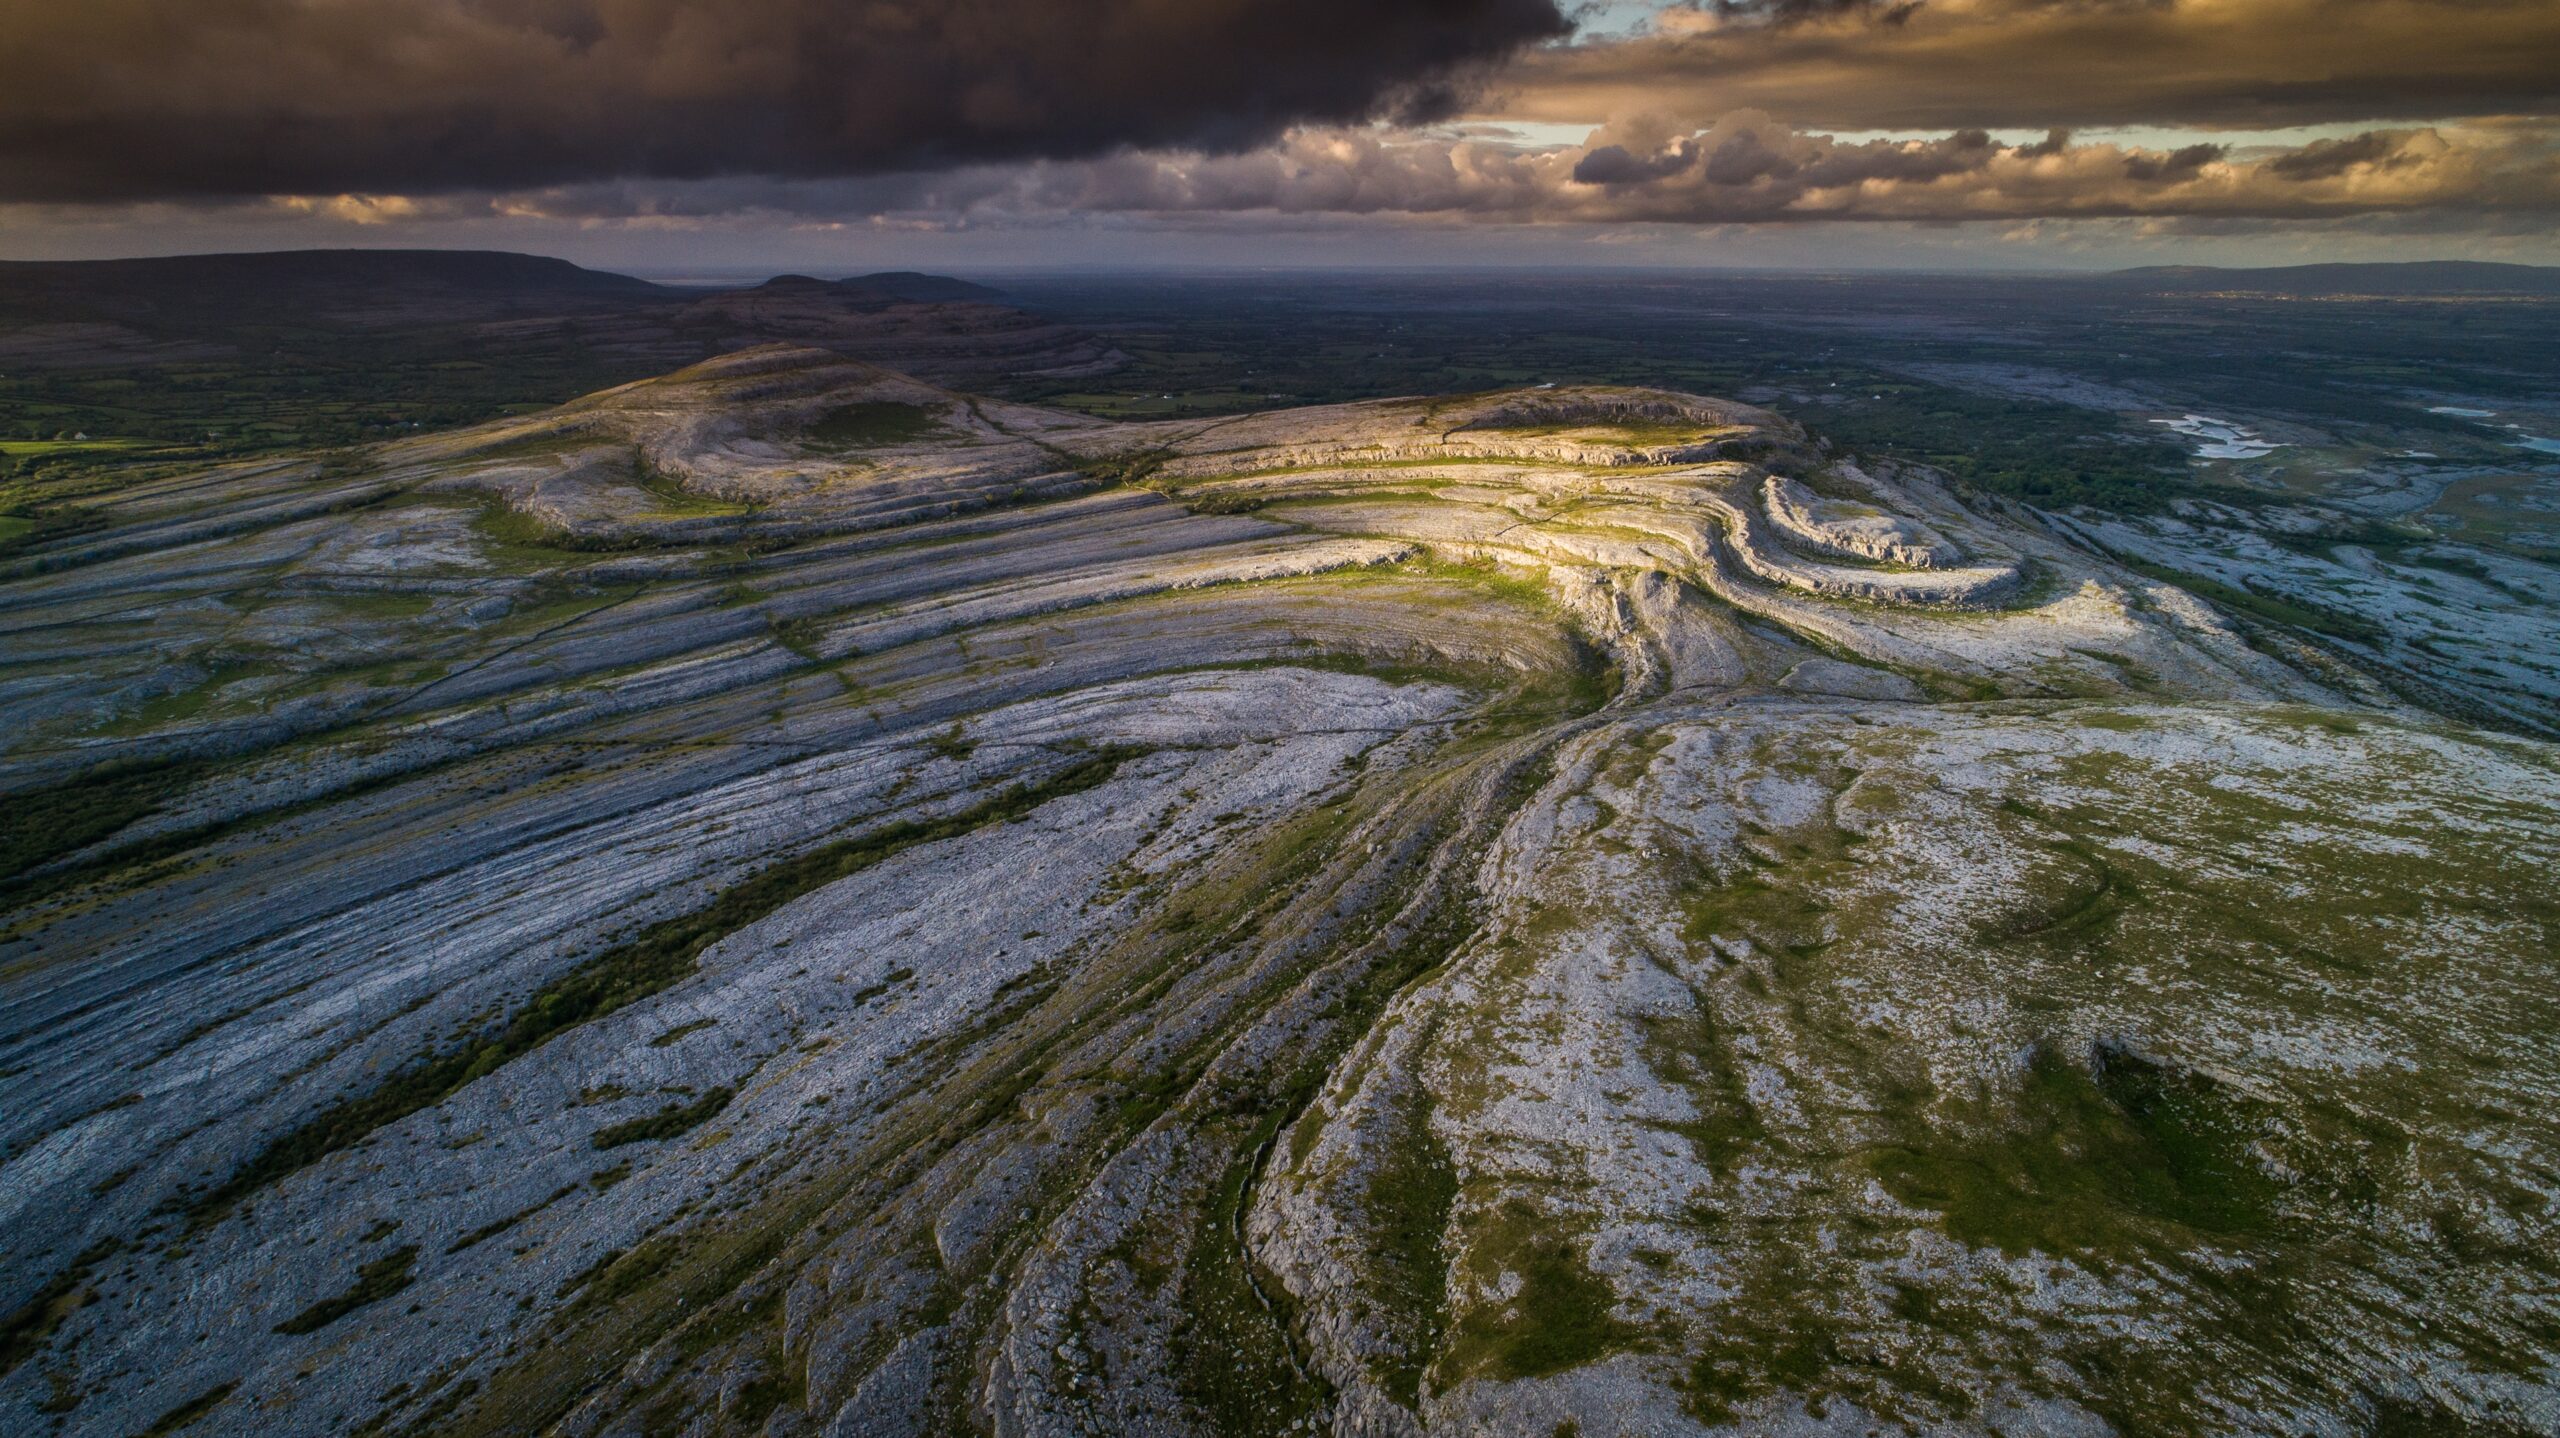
[0,351,2550,1438]
[1762,471,1962,569]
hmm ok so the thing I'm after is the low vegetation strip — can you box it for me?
[180,746,1144,1227]
[0,1239,120,1379]
[591,1088,733,1149]
[272,1246,420,1336]
[804,400,944,449]
[134,1380,238,1436]
[0,758,210,893]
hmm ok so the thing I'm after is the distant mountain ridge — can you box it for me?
[841,271,1007,303]
[2105,260,2560,295]
[0,248,1110,385]
[0,248,675,328]
[0,247,668,293]
[0,248,1116,449]
[722,272,1008,310]
[0,250,1008,314]
[0,249,1030,329]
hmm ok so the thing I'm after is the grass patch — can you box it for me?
[632,459,752,521]
[0,1239,119,1379]
[1870,1043,2279,1258]
[803,402,942,449]
[767,613,826,661]
[1972,836,2124,943]
[0,758,210,894]
[326,590,436,622]
[925,724,976,761]
[848,966,914,1006]
[1639,1005,1769,1180]
[648,1018,717,1048]
[1174,1116,1334,1436]
[1066,444,1171,488]
[1444,1211,1646,1383]
[273,1246,419,1335]
[1362,1087,1459,1403]
[135,1381,237,1435]
[1684,1307,1840,1426]
[591,1088,733,1149]
[445,1186,578,1254]
[469,498,675,556]
[0,502,109,558]
[470,499,587,555]
[0,438,147,458]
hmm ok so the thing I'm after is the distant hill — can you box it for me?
[0,248,1118,451]
[0,250,1021,339]
[714,273,1005,310]
[2105,261,2560,296]
[842,271,1008,304]
[0,248,677,330]
[0,248,1108,375]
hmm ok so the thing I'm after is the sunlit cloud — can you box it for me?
[3,0,2556,257]
[1495,0,2560,132]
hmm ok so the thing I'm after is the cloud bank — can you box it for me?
[1499,0,2560,132]
[415,115,2554,228]
[6,0,2557,254]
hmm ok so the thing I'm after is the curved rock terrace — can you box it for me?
[1,346,2553,1438]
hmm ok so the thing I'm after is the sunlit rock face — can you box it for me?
[1763,472,1963,570]
[1,347,2552,1438]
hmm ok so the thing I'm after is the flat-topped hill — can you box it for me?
[0,247,675,326]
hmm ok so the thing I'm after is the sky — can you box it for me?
[2,0,2556,274]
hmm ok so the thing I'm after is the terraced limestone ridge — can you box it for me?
[0,346,2553,1438]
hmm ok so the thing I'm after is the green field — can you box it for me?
[0,438,149,457]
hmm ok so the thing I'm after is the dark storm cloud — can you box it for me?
[920,113,2560,223]
[1693,0,1925,26]
[2267,131,2414,180]
[1572,143,1699,184]
[100,112,2550,236]
[1701,131,1795,184]
[0,0,1569,202]
[2122,142,2224,182]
